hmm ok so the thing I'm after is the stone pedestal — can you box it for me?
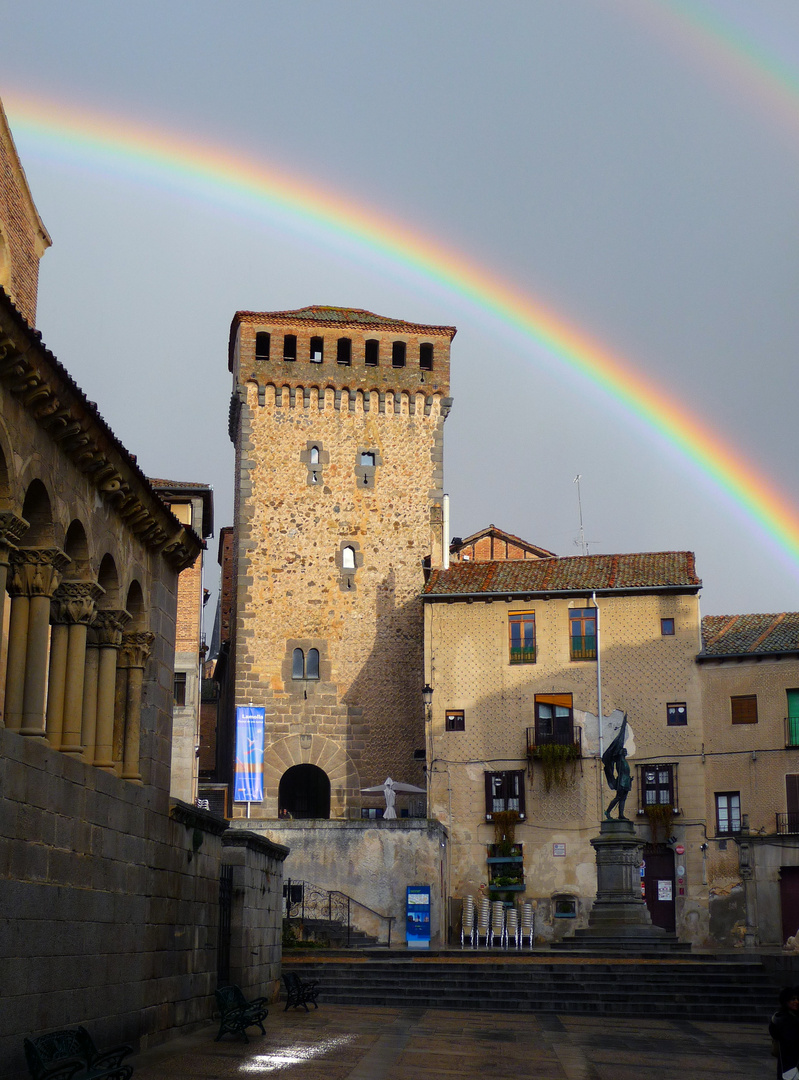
[570,819,668,944]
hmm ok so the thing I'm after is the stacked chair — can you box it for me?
[505,904,520,949]
[520,899,535,949]
[490,900,506,948]
[477,895,492,947]
[461,894,476,948]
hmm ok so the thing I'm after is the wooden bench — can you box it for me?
[24,1026,133,1080]
[283,971,320,1012]
[214,985,269,1042]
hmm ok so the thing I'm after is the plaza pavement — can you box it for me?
[132,1003,771,1080]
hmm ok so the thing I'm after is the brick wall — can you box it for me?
[0,105,48,325]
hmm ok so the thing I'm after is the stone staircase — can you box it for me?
[287,917,379,949]
[285,951,796,1021]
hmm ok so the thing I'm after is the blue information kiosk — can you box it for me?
[406,885,431,949]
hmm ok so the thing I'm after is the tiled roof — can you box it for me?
[700,613,799,657]
[452,524,556,559]
[149,478,213,491]
[233,306,457,337]
[423,552,700,597]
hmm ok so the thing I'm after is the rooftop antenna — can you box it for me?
[573,474,599,556]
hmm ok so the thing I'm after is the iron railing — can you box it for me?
[526,726,582,755]
[777,813,799,835]
[570,635,597,660]
[283,879,395,946]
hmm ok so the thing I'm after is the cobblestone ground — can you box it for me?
[133,1004,770,1080]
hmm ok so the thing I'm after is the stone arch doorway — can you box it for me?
[279,764,331,820]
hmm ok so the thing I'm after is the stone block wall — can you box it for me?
[0,728,286,1078]
[234,818,447,946]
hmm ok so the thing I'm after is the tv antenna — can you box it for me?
[573,474,599,555]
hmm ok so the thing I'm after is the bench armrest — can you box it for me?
[88,1044,133,1070]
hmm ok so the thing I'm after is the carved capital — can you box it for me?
[51,580,104,626]
[121,630,155,668]
[0,511,29,550]
[94,608,132,647]
[9,547,70,598]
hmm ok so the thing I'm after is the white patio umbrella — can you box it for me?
[361,776,426,819]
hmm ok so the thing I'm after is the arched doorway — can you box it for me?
[279,764,331,819]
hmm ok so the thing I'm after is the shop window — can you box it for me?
[445,710,465,731]
[392,341,406,368]
[173,671,187,707]
[661,618,675,636]
[365,339,379,366]
[666,702,687,726]
[716,791,741,835]
[534,694,574,746]
[508,612,535,663]
[310,336,324,363]
[639,764,677,810]
[569,607,597,660]
[337,337,352,365]
[283,334,297,361]
[484,770,525,821]
[731,695,758,724]
[255,331,270,361]
[419,343,434,370]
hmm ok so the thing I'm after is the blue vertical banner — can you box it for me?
[234,705,265,802]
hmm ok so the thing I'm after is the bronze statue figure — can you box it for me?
[602,714,632,820]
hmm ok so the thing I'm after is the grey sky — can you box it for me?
[2,0,799,616]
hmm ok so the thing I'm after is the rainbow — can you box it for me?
[4,89,799,580]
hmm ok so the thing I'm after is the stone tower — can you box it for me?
[227,306,455,819]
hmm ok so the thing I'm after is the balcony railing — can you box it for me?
[786,717,799,747]
[570,635,597,660]
[509,647,536,664]
[527,726,582,755]
[777,813,799,835]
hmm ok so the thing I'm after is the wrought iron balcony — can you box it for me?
[526,726,582,756]
[509,646,536,664]
[777,813,799,835]
[570,635,597,660]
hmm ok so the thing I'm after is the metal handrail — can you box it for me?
[776,813,799,835]
[284,879,395,946]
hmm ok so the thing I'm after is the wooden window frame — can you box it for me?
[569,607,597,661]
[508,611,536,664]
[445,710,465,732]
[731,695,758,725]
[533,693,574,746]
[638,763,678,812]
[660,618,675,636]
[484,770,526,821]
[666,702,687,726]
[173,670,187,707]
[715,791,741,835]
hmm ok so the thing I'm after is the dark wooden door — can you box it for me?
[642,846,676,932]
[780,867,799,944]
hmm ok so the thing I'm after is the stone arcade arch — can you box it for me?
[278,763,331,820]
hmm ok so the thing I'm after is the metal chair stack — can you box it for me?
[490,900,506,948]
[461,895,476,948]
[477,895,491,947]
[520,899,535,949]
[505,904,519,949]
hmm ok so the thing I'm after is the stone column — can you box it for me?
[0,513,29,712]
[121,631,154,784]
[92,609,130,771]
[81,631,100,765]
[53,581,103,754]
[45,621,69,746]
[6,547,69,736]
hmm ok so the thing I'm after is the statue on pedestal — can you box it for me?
[602,715,632,821]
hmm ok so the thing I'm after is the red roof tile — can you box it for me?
[700,613,799,656]
[423,551,700,597]
[233,306,457,337]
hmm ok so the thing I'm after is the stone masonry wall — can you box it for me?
[232,380,450,815]
[0,108,47,326]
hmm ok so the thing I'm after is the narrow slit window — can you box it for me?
[255,332,270,361]
[359,452,375,466]
[337,337,352,365]
[365,339,379,366]
[310,336,324,363]
[419,343,434,370]
[173,671,187,707]
[283,334,297,361]
[310,446,320,464]
[342,546,356,569]
[392,341,406,368]
[306,649,320,680]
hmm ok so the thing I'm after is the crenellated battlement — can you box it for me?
[241,379,453,418]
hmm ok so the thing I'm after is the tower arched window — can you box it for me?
[359,452,375,467]
[283,334,297,361]
[310,446,320,464]
[292,648,305,680]
[337,337,352,365]
[342,546,356,570]
[306,649,320,680]
[392,341,406,368]
[420,343,434,370]
[365,339,379,366]
[255,332,270,361]
[310,336,324,362]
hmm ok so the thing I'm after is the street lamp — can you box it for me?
[422,683,433,713]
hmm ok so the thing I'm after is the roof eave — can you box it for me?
[423,584,701,602]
